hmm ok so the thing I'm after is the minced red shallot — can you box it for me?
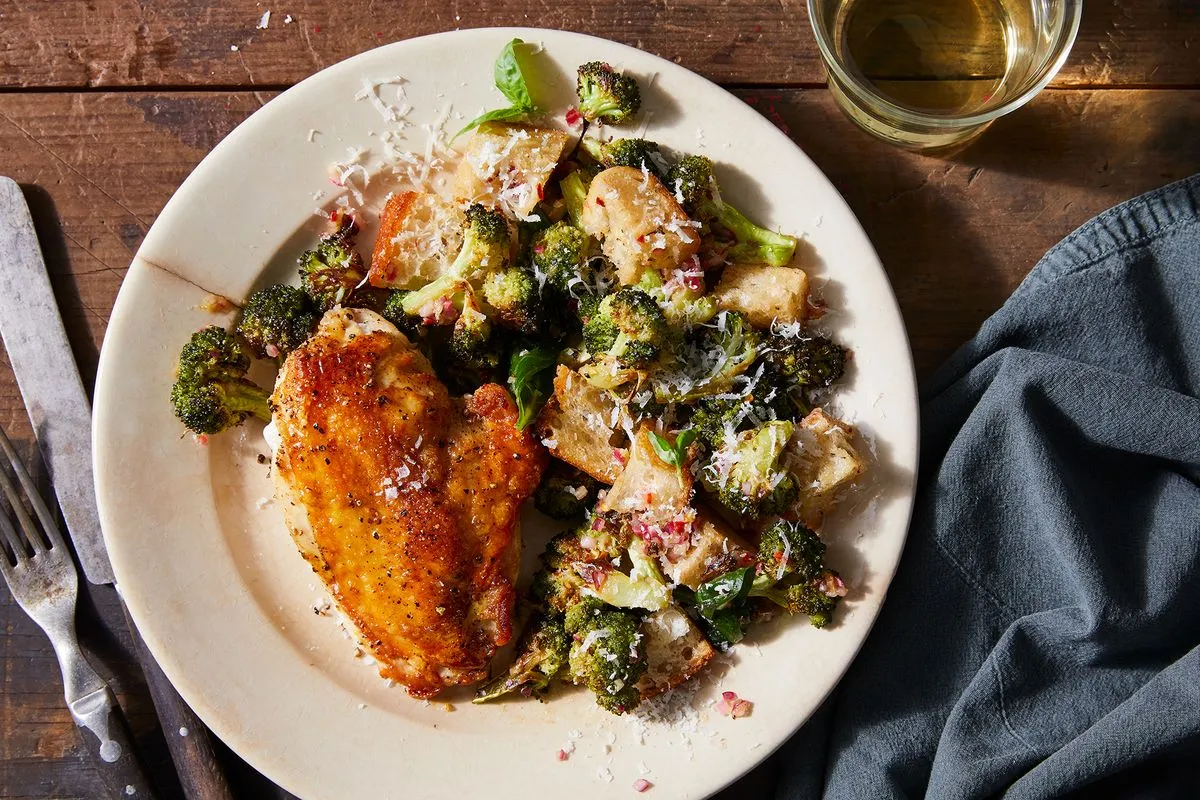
[716,690,753,719]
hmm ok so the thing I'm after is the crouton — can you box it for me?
[454,122,571,218]
[710,263,809,328]
[663,506,755,589]
[636,606,715,700]
[534,366,626,484]
[368,191,465,289]
[598,425,693,525]
[580,166,701,285]
[784,408,866,529]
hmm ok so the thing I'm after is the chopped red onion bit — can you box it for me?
[716,690,753,719]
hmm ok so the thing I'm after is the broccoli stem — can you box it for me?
[559,172,589,227]
[224,382,272,422]
[400,276,469,320]
[718,204,798,267]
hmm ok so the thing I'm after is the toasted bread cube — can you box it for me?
[710,264,809,328]
[785,408,866,529]
[580,166,701,285]
[368,191,465,289]
[636,606,715,700]
[534,366,625,484]
[598,425,693,525]
[454,122,571,218]
[664,506,755,589]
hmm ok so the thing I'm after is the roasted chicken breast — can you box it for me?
[269,308,545,697]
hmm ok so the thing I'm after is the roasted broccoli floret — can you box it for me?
[576,62,642,125]
[299,214,372,312]
[653,311,761,403]
[586,538,671,612]
[634,266,716,330]
[531,519,669,613]
[473,614,570,703]
[401,204,513,321]
[760,332,847,388]
[531,222,589,294]
[534,461,603,520]
[582,287,669,367]
[755,519,828,584]
[449,203,513,278]
[689,382,793,450]
[170,327,271,435]
[530,525,623,614]
[380,290,425,339]
[748,520,845,629]
[448,305,503,370]
[756,579,841,628]
[564,598,647,714]
[668,154,798,267]
[580,137,666,178]
[235,284,319,362]
[482,267,540,333]
[701,421,798,518]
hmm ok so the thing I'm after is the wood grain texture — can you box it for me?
[0,0,1195,90]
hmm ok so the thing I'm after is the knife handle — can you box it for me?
[73,685,160,800]
[121,602,235,800]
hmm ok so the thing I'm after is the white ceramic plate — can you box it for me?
[93,28,918,800]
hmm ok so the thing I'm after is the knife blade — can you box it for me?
[0,180,111,585]
[0,177,235,800]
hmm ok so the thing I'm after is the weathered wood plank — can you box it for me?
[0,1,1195,90]
[0,85,1197,796]
[0,92,266,393]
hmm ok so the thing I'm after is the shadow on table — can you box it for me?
[950,89,1200,190]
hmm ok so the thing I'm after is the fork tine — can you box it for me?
[0,456,42,555]
[0,427,63,552]
[0,502,24,569]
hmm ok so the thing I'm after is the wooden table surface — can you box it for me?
[1,2,1197,798]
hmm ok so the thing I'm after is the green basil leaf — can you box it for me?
[697,608,747,651]
[509,346,558,430]
[648,430,679,467]
[493,39,536,110]
[672,585,698,607]
[649,428,697,476]
[695,566,754,616]
[455,105,530,139]
[453,39,548,140]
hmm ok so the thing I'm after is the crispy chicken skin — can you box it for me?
[270,308,546,697]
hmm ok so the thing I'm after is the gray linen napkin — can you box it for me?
[777,174,1200,798]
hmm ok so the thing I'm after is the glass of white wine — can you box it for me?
[807,0,1082,150]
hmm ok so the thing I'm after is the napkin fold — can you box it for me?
[778,174,1200,798]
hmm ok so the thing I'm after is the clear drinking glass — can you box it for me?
[807,0,1082,151]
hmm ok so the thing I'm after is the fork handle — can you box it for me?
[70,683,159,799]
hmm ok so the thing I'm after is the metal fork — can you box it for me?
[0,426,156,798]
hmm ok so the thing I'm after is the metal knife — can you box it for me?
[0,177,234,800]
